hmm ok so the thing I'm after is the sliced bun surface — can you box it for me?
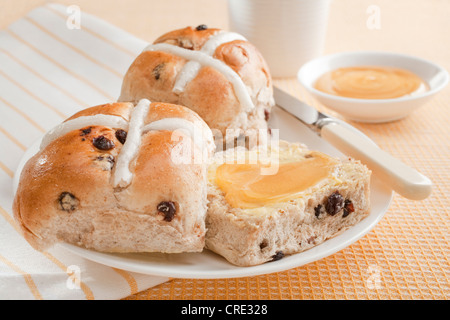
[206,140,371,266]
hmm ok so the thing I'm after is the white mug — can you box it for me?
[227,0,331,78]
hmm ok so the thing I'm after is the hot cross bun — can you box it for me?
[119,25,275,144]
[13,100,215,253]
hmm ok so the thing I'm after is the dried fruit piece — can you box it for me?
[152,63,164,80]
[271,251,284,262]
[58,192,79,212]
[80,127,92,136]
[115,129,127,144]
[196,24,207,31]
[343,199,355,218]
[325,191,345,216]
[264,109,270,121]
[314,204,323,218]
[92,135,115,150]
[157,201,177,222]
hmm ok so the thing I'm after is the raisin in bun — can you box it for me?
[13,100,215,253]
[119,25,275,144]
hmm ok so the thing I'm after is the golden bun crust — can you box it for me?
[119,26,274,139]
[66,102,133,121]
[13,101,213,253]
[154,26,221,50]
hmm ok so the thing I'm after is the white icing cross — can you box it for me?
[172,31,246,93]
[113,99,149,188]
[39,99,214,188]
[143,31,255,112]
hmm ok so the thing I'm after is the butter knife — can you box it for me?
[273,86,432,200]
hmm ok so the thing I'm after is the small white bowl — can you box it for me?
[297,51,449,123]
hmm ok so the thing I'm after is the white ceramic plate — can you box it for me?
[297,51,449,123]
[12,106,392,279]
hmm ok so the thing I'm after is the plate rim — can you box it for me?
[59,189,391,279]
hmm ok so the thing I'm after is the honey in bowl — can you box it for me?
[314,66,427,99]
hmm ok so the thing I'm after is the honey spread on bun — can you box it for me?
[215,152,337,209]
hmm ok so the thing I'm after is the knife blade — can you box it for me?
[273,86,432,200]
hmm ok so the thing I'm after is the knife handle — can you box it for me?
[321,122,432,200]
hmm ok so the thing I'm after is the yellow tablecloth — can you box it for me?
[1,0,448,300]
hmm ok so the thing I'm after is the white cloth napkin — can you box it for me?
[0,3,170,300]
